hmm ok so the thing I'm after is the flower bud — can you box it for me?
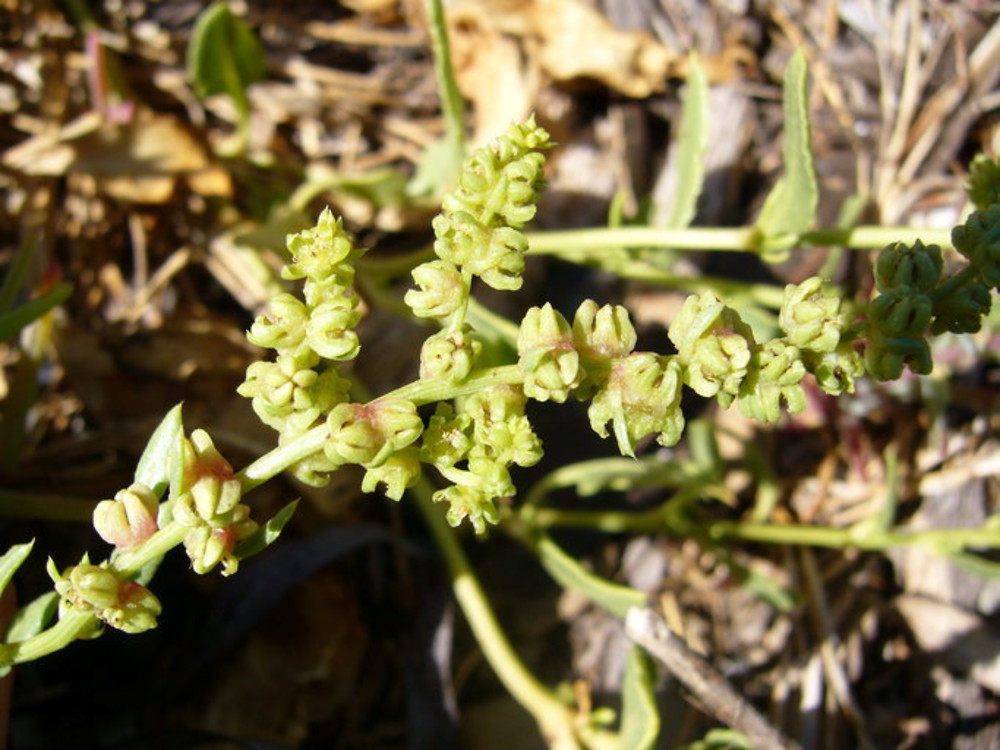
[779,277,844,354]
[669,292,754,405]
[420,329,482,383]
[588,353,685,457]
[868,288,932,338]
[874,240,943,292]
[102,580,162,634]
[517,303,582,402]
[305,297,362,361]
[325,399,423,467]
[864,333,932,381]
[93,483,159,550]
[473,227,528,291]
[53,562,121,611]
[361,449,421,501]
[737,340,806,423]
[247,293,310,353]
[283,207,363,285]
[421,404,473,470]
[572,300,636,394]
[931,278,991,334]
[405,260,467,319]
[952,205,1000,286]
[803,343,865,396]
[435,484,500,535]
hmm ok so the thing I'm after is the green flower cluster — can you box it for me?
[238,209,362,485]
[405,119,552,384]
[49,556,161,634]
[422,386,542,533]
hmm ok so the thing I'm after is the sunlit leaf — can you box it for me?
[666,52,709,229]
[134,403,185,498]
[187,2,265,118]
[754,50,817,262]
[0,541,34,599]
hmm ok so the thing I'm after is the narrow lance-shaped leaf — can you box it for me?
[0,284,72,342]
[134,402,185,498]
[187,2,265,119]
[0,541,34,600]
[665,52,709,229]
[754,49,818,262]
[234,500,299,560]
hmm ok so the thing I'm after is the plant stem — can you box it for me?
[410,478,585,749]
[529,504,1000,553]
[526,225,953,255]
[1,609,96,664]
[425,0,465,160]
[387,364,524,404]
[237,425,328,492]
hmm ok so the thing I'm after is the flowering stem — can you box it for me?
[0,609,96,664]
[410,478,589,749]
[526,225,953,255]
[529,505,1000,553]
[237,425,328,492]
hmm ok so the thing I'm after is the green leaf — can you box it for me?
[406,137,464,199]
[0,541,34,599]
[0,284,71,341]
[535,534,645,619]
[234,499,299,560]
[187,2,265,117]
[134,403,185,498]
[4,591,58,644]
[754,49,817,262]
[620,645,659,750]
[665,52,709,229]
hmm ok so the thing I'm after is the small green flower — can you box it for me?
[435,484,500,535]
[952,205,1000,286]
[283,207,364,286]
[421,403,473,470]
[420,328,482,383]
[931,277,992,334]
[50,559,162,634]
[405,260,467,320]
[93,483,159,550]
[518,303,582,403]
[325,399,423,468]
[737,339,806,423]
[572,299,636,395]
[874,240,943,293]
[247,293,310,354]
[305,296,362,361]
[361,448,421,501]
[802,342,865,396]
[462,386,542,467]
[588,353,684,457]
[868,287,932,338]
[779,277,844,354]
[864,333,932,381]
[668,292,754,406]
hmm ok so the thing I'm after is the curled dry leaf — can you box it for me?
[2,109,231,203]
[447,0,677,143]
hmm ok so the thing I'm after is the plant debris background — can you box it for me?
[2,1,1000,748]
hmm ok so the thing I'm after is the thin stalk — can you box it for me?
[529,504,1000,553]
[526,225,953,255]
[411,478,585,749]
[425,0,465,159]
